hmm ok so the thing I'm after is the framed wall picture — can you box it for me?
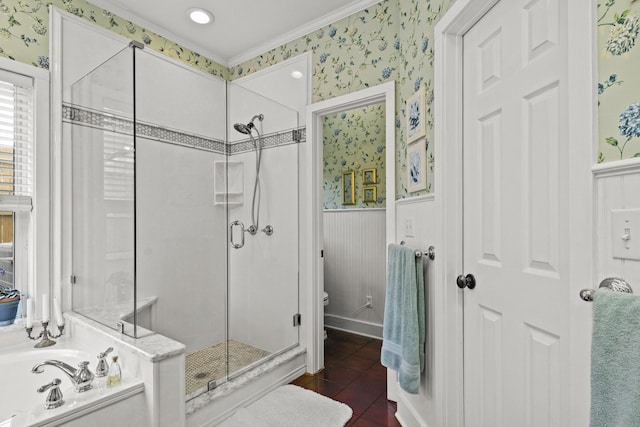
[363,186,377,203]
[406,87,426,144]
[362,168,377,185]
[342,171,355,205]
[407,139,427,192]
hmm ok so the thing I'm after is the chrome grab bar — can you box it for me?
[579,277,633,302]
[230,220,245,249]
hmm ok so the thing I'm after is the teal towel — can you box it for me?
[381,243,425,394]
[591,291,640,427]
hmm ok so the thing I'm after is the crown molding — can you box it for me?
[87,0,229,67]
[227,0,384,67]
[84,0,383,71]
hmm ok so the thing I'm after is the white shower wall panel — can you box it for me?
[227,84,299,144]
[135,52,226,141]
[232,54,310,127]
[66,123,136,312]
[136,138,227,352]
[60,14,128,103]
[228,145,299,354]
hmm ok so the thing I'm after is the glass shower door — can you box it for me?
[68,46,139,336]
[226,83,301,379]
[67,41,300,398]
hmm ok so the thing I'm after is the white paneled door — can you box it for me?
[462,0,571,425]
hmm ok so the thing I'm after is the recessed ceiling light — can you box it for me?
[290,70,304,79]
[187,8,214,25]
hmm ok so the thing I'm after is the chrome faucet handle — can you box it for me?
[74,361,94,392]
[37,378,64,410]
[95,347,113,378]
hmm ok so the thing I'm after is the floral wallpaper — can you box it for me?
[230,0,455,197]
[396,0,453,194]
[598,0,640,162]
[323,103,386,209]
[0,0,227,78]
[0,0,457,198]
[228,2,400,101]
[0,0,635,201]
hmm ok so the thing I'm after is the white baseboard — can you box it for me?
[324,314,383,339]
[396,392,430,427]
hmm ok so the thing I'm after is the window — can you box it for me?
[0,69,34,296]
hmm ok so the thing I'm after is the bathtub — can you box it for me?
[0,343,144,427]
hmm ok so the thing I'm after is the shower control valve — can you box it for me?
[262,225,273,236]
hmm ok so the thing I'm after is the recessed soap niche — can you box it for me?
[214,161,243,206]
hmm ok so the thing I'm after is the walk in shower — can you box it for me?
[62,42,302,401]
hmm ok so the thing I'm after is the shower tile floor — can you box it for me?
[185,340,271,396]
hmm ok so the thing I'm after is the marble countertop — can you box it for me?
[74,296,158,332]
[66,311,185,363]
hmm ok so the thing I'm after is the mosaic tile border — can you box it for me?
[62,103,306,155]
[230,127,306,155]
[62,103,226,153]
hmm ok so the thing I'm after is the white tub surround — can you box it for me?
[64,312,186,427]
[0,337,144,427]
[0,310,189,427]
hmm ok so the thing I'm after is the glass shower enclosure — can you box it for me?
[63,42,301,400]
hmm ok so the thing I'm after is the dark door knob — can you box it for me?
[456,273,476,289]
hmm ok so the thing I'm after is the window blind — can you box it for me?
[0,70,33,212]
[103,131,134,201]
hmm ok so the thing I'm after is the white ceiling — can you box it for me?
[89,0,381,67]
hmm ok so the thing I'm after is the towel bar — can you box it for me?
[579,277,633,302]
[399,241,435,260]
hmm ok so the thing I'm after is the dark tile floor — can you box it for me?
[291,329,401,427]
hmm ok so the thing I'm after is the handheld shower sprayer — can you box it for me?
[233,114,264,135]
[230,113,272,243]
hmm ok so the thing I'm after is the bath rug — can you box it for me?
[218,384,352,427]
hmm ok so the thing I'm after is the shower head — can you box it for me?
[233,123,253,134]
[233,113,264,135]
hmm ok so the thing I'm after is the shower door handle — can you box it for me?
[230,220,245,249]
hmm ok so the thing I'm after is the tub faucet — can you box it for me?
[32,360,94,392]
[95,347,113,378]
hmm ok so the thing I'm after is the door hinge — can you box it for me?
[293,313,302,327]
[70,275,77,285]
[292,129,301,143]
[208,379,220,391]
[321,250,324,258]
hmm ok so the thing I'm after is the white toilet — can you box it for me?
[323,291,329,340]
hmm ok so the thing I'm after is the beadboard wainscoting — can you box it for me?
[323,209,386,338]
[393,194,437,427]
[594,158,640,288]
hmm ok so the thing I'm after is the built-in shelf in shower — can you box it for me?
[214,161,243,206]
